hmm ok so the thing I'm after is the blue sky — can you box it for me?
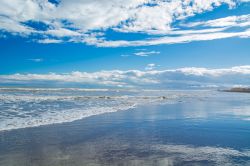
[0,0,250,88]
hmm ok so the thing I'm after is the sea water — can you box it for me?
[0,88,250,165]
[0,88,203,131]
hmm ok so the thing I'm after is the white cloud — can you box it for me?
[134,51,160,57]
[184,14,250,28]
[28,58,43,62]
[37,38,63,44]
[92,29,250,47]
[0,16,36,35]
[145,63,157,70]
[1,66,250,89]
[113,0,237,34]
[45,28,81,37]
[0,0,249,47]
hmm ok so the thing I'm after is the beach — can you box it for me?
[0,89,250,166]
[1,1,250,165]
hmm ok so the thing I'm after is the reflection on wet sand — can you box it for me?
[1,91,250,166]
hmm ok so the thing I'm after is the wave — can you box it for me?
[0,103,137,131]
[0,90,185,131]
[0,88,220,131]
[0,94,182,102]
[0,87,111,92]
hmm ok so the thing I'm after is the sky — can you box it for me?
[0,0,250,89]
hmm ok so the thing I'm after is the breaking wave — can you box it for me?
[0,88,195,131]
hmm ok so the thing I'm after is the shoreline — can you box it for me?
[1,96,250,165]
[221,88,250,93]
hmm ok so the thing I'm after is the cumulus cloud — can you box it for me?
[1,66,250,89]
[0,0,250,47]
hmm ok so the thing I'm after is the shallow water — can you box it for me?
[0,89,250,166]
[0,88,206,131]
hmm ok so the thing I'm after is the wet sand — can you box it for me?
[1,95,250,166]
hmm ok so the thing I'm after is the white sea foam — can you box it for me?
[0,104,136,131]
[0,88,190,131]
[1,88,240,132]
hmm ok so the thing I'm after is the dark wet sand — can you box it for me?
[1,97,250,166]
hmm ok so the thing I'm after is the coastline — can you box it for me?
[1,95,250,166]
[221,88,250,93]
